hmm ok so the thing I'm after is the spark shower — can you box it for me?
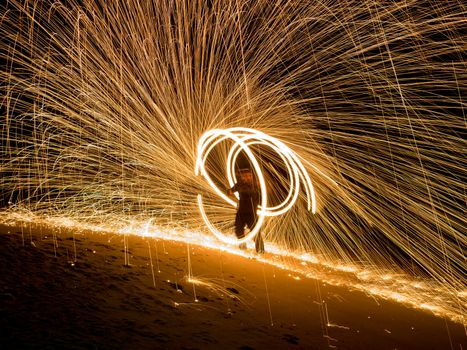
[0,0,465,322]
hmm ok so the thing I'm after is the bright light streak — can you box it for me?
[195,127,316,244]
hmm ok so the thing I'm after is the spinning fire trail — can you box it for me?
[0,0,465,323]
[195,127,316,244]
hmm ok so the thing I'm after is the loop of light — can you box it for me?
[195,127,316,244]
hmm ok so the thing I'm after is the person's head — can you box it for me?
[239,168,253,184]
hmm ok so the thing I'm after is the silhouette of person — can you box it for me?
[227,168,265,253]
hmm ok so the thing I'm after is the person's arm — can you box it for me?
[227,183,238,196]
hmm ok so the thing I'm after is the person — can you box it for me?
[227,168,265,253]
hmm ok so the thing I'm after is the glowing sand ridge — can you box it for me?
[1,212,465,325]
[195,127,316,244]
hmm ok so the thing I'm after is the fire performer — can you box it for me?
[227,168,265,253]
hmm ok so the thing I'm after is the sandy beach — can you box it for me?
[0,223,465,349]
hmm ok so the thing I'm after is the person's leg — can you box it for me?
[235,212,247,249]
[255,231,264,253]
[247,213,264,253]
[235,212,245,239]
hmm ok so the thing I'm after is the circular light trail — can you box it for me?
[195,127,316,244]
